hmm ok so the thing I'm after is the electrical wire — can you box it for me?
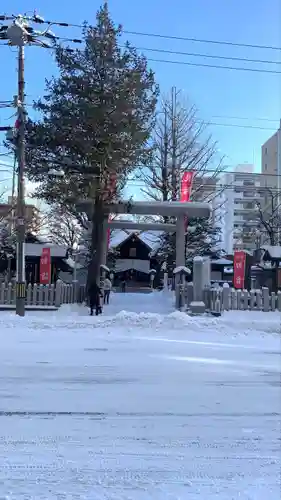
[123,30,281,52]
[19,14,281,52]
[206,115,280,123]
[1,17,281,76]
[30,34,281,74]
[196,122,276,131]
[145,57,281,74]
[30,32,281,66]
[125,45,281,66]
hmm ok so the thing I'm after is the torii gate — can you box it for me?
[76,199,210,270]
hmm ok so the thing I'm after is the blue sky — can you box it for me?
[0,0,280,200]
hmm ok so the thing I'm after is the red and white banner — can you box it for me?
[40,247,51,285]
[233,250,246,289]
[180,171,195,231]
[180,171,194,202]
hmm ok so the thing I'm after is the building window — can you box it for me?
[129,247,136,258]
[264,163,267,171]
[265,147,267,154]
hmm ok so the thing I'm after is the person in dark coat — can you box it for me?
[88,282,103,316]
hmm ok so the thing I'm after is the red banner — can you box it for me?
[233,250,246,289]
[180,171,194,202]
[40,247,51,285]
[180,171,194,231]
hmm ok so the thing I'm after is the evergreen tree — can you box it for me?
[21,2,158,285]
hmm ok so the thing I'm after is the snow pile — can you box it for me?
[0,308,279,337]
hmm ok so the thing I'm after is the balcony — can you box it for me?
[234,205,255,213]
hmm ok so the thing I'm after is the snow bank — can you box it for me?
[0,307,279,337]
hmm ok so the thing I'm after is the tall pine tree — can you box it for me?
[22,3,158,285]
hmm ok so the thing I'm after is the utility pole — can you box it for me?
[162,106,168,202]
[15,45,26,316]
[1,14,58,315]
[277,119,281,244]
[171,86,178,201]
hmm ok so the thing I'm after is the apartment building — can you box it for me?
[0,197,40,233]
[218,164,263,254]
[261,121,281,204]
[190,174,222,251]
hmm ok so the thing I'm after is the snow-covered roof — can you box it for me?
[211,258,233,266]
[261,245,281,260]
[138,231,163,251]
[25,243,68,258]
[109,230,134,249]
[173,265,191,274]
[63,257,83,270]
[109,229,163,252]
[34,234,50,244]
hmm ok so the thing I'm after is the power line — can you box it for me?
[15,15,281,52]
[33,33,281,74]
[207,115,280,123]
[123,30,281,52]
[146,57,281,75]
[2,18,279,76]
[131,45,281,66]
[198,122,276,131]
[48,36,281,66]
[132,168,281,178]
[40,37,281,74]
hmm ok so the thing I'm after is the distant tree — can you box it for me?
[45,205,83,254]
[138,90,223,263]
[255,188,281,246]
[17,2,158,286]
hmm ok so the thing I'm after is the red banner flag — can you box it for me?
[180,171,194,202]
[40,247,51,285]
[233,250,246,289]
[180,171,194,231]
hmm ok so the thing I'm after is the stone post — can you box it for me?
[54,279,63,308]
[190,256,205,314]
[262,287,270,312]
[222,282,230,311]
[175,214,185,286]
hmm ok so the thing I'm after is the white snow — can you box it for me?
[138,230,163,251]
[211,258,233,265]
[109,229,163,252]
[261,245,281,259]
[0,291,280,498]
[173,265,191,274]
[100,264,110,272]
[109,229,133,249]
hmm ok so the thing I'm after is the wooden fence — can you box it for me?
[1,280,280,313]
[0,280,86,308]
[177,283,281,313]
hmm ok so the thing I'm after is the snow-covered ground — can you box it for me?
[0,292,280,499]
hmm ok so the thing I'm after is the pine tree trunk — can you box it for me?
[86,196,104,290]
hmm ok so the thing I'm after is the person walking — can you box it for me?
[88,282,103,316]
[121,279,126,293]
[103,277,112,304]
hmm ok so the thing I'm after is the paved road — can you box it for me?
[0,313,280,499]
